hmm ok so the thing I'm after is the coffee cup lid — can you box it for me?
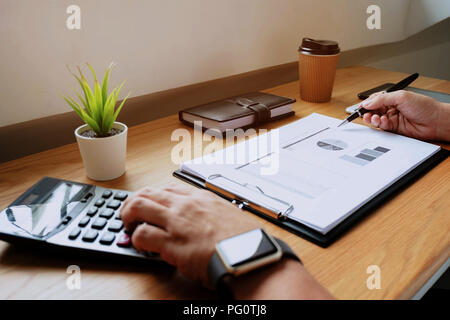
[299,38,340,55]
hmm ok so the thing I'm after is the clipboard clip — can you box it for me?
[206,174,294,220]
[231,199,247,210]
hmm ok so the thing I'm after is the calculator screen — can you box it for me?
[1,182,84,238]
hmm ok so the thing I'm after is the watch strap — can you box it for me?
[207,237,301,291]
[208,251,228,289]
[274,237,302,264]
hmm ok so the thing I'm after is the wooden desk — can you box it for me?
[0,66,449,299]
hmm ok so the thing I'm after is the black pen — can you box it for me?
[337,73,419,128]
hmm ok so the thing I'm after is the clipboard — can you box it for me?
[173,148,449,247]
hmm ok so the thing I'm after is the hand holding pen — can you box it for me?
[338,73,419,127]
[361,89,449,141]
[337,73,449,141]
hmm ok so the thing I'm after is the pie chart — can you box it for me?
[316,139,348,151]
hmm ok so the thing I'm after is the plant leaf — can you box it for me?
[85,64,104,129]
[73,89,88,110]
[79,108,101,134]
[64,63,126,136]
[94,80,103,127]
[62,94,83,120]
[115,80,125,95]
[101,88,117,132]
[103,81,125,132]
[67,66,92,114]
[101,62,114,104]
[86,62,98,82]
[76,66,96,116]
[112,81,125,107]
[110,92,130,131]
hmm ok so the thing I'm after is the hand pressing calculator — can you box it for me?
[0,177,158,261]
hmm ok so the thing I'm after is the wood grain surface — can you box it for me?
[0,66,449,299]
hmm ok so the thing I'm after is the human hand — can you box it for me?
[120,182,261,286]
[361,90,447,141]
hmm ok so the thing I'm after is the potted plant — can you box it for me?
[62,63,130,181]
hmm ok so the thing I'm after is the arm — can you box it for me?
[120,182,334,299]
[228,259,334,300]
[362,90,450,142]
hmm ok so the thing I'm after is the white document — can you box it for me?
[181,113,440,234]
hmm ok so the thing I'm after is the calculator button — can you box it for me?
[68,227,81,240]
[82,229,98,242]
[100,232,116,245]
[86,206,98,217]
[106,200,121,210]
[108,220,123,232]
[114,192,128,201]
[62,216,72,225]
[102,190,113,199]
[81,193,93,203]
[99,208,114,219]
[91,217,107,230]
[114,211,122,220]
[117,233,131,247]
[78,217,90,228]
[94,199,105,207]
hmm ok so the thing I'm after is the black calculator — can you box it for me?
[0,177,158,261]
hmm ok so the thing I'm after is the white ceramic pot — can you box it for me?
[75,122,127,181]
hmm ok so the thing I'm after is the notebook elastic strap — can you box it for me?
[235,98,271,125]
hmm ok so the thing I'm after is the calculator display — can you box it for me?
[1,182,84,238]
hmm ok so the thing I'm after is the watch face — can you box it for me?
[217,229,277,267]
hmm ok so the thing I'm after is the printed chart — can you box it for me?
[340,146,390,166]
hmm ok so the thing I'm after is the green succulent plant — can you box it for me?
[62,63,130,137]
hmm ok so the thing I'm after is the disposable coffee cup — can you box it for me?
[298,38,340,103]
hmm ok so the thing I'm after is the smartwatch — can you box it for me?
[208,228,301,293]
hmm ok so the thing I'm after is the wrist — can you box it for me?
[226,258,303,299]
[207,229,302,298]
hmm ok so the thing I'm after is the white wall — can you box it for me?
[0,0,447,127]
[365,18,450,81]
[405,0,450,36]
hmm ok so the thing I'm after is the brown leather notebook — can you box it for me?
[179,92,296,132]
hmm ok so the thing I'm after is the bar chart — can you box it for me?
[340,146,390,166]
